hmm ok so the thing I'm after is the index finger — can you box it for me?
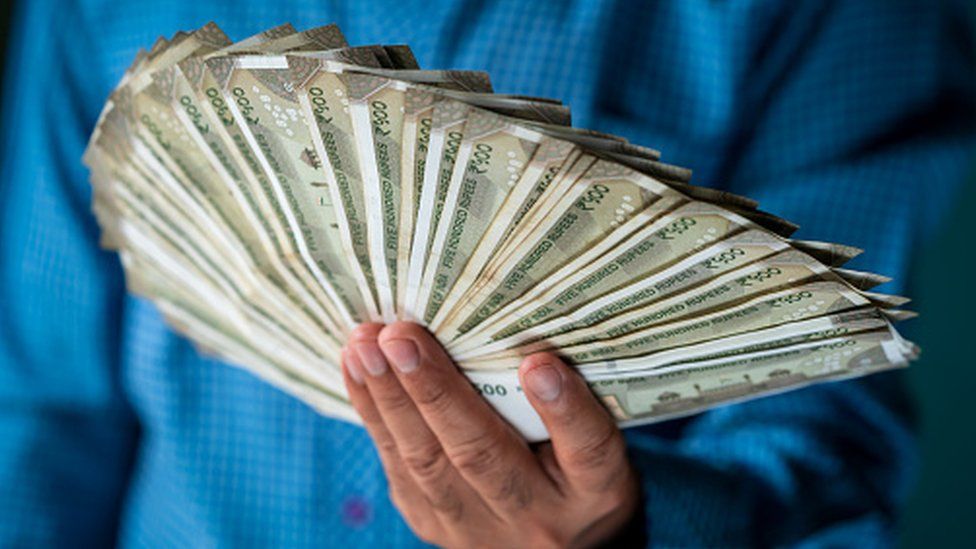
[378,321,551,512]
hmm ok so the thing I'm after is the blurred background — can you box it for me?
[900,175,976,546]
[0,2,971,546]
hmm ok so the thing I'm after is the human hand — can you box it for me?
[342,322,639,548]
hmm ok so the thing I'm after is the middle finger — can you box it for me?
[350,324,495,524]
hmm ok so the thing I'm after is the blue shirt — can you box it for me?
[1,1,974,546]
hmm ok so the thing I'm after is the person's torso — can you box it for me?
[81,1,788,545]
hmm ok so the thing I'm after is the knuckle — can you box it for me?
[446,430,505,477]
[410,376,454,413]
[371,386,415,414]
[566,425,622,472]
[402,444,451,482]
[453,444,502,478]
[426,488,465,522]
[488,468,533,509]
[375,437,400,458]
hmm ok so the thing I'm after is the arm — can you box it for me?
[0,1,139,544]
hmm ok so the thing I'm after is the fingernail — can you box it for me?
[355,342,388,377]
[381,339,420,373]
[342,350,365,385]
[525,364,562,402]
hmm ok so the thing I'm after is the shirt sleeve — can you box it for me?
[624,2,976,546]
[0,1,139,545]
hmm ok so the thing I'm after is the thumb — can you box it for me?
[518,353,630,493]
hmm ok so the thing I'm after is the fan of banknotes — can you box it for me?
[83,22,918,441]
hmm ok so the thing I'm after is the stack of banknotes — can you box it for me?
[84,22,918,441]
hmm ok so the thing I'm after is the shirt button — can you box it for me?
[341,495,373,528]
